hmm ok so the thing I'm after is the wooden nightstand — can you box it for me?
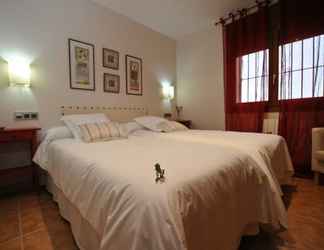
[176,120,192,129]
[0,127,41,194]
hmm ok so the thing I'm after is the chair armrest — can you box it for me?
[312,128,324,152]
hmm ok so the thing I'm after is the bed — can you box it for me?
[33,106,291,250]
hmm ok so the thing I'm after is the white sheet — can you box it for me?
[34,132,288,250]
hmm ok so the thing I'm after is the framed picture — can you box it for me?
[126,55,143,96]
[68,39,95,91]
[103,73,120,93]
[103,48,119,70]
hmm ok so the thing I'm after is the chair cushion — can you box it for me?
[315,151,324,161]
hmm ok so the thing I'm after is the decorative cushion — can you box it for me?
[315,150,324,162]
[61,113,110,140]
[79,122,127,143]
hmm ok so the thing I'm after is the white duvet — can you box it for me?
[159,130,294,186]
[34,130,289,250]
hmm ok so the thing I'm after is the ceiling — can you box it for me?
[92,0,254,40]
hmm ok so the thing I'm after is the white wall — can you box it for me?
[0,0,176,129]
[176,27,225,130]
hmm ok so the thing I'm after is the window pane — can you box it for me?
[278,73,282,99]
[256,51,262,77]
[248,78,256,102]
[303,69,313,98]
[292,40,302,70]
[265,76,269,100]
[292,71,302,99]
[284,44,292,72]
[238,49,269,103]
[303,37,313,68]
[256,50,268,77]
[265,50,269,75]
[241,55,248,79]
[279,46,282,75]
[279,73,290,100]
[249,53,256,78]
[314,35,324,66]
[241,79,248,102]
[255,76,269,101]
[314,66,324,97]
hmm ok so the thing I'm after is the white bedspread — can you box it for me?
[158,130,294,187]
[34,132,288,250]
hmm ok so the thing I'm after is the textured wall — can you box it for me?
[0,0,176,130]
[176,27,225,130]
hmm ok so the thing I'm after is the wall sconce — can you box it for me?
[162,85,174,100]
[8,60,31,87]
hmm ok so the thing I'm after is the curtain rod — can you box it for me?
[214,0,272,26]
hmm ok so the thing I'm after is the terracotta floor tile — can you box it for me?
[23,229,54,250]
[21,208,45,235]
[20,193,40,212]
[0,211,20,244]
[0,238,21,250]
[49,228,78,250]
[35,192,58,212]
[0,197,19,213]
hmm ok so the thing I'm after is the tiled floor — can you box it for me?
[0,190,77,250]
[0,177,323,250]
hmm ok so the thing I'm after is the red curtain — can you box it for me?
[278,0,324,174]
[223,7,269,132]
[279,0,324,44]
[279,104,324,174]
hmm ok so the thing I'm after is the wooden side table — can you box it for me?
[0,127,41,194]
[176,120,192,129]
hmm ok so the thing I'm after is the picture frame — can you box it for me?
[68,39,95,91]
[103,48,119,70]
[125,55,143,96]
[103,73,120,94]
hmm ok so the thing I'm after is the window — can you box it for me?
[239,49,269,103]
[279,34,324,100]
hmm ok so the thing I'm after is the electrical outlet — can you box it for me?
[15,112,24,120]
[15,112,39,120]
[23,113,30,119]
[30,112,38,120]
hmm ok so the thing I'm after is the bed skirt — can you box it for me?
[47,177,101,250]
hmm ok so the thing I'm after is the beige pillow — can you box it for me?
[79,122,127,143]
[156,121,188,133]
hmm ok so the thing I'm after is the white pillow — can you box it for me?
[123,122,145,134]
[33,126,73,168]
[61,113,110,140]
[156,121,189,132]
[44,126,73,142]
[134,116,168,132]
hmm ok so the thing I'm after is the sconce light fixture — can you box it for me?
[8,59,31,87]
[162,84,174,100]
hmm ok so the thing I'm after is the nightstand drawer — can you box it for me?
[0,131,34,142]
[0,127,41,195]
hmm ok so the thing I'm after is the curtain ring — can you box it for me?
[219,18,226,26]
[229,13,235,23]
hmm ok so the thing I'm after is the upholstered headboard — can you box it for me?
[60,105,148,122]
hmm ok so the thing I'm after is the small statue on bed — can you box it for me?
[155,163,165,183]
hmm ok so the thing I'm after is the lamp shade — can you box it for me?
[162,85,174,100]
[8,60,31,86]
